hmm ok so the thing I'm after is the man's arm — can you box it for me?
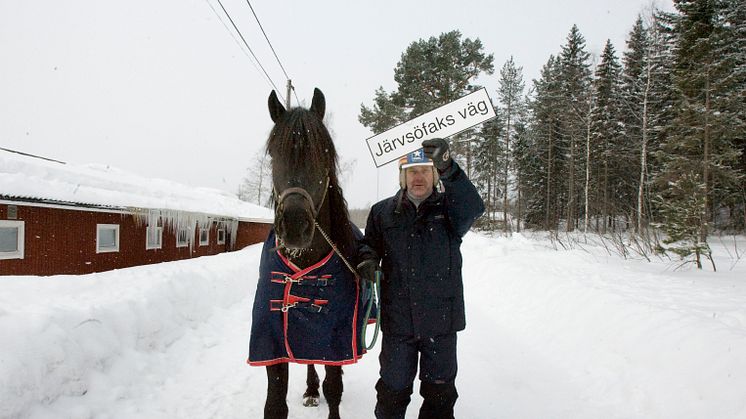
[423,138,485,237]
[440,161,485,238]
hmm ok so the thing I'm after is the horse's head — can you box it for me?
[266,88,335,249]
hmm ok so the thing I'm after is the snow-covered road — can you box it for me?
[2,233,746,418]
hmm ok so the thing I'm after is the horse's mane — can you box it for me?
[267,107,357,260]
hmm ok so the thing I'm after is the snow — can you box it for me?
[1,233,745,419]
[0,149,273,222]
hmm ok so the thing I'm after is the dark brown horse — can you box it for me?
[258,88,358,419]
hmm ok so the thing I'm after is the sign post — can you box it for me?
[365,88,497,167]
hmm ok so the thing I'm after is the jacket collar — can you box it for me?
[393,188,440,214]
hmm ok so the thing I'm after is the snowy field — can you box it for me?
[1,232,745,419]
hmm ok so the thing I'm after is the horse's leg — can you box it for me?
[264,364,289,419]
[323,365,343,419]
[303,364,320,407]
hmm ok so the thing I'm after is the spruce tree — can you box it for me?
[526,55,564,229]
[655,0,741,269]
[512,118,533,232]
[496,56,526,233]
[712,0,746,230]
[622,16,652,233]
[558,25,593,231]
[473,108,504,226]
[590,40,626,233]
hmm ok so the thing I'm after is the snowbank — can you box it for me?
[459,233,746,418]
[0,245,260,418]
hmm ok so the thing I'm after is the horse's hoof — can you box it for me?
[303,396,319,407]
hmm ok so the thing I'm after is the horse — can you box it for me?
[248,88,365,419]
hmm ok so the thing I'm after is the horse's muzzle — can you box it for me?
[276,194,316,249]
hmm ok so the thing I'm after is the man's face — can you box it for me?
[406,165,434,200]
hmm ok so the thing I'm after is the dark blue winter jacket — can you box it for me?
[360,162,484,338]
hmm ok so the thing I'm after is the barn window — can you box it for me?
[96,224,119,253]
[217,228,226,245]
[146,226,162,250]
[176,228,190,248]
[0,220,24,260]
[199,228,209,246]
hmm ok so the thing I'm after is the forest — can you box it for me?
[358,0,745,270]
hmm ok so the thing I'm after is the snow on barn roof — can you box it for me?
[0,148,273,222]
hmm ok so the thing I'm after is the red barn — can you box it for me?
[0,148,273,276]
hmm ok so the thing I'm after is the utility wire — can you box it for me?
[244,0,300,107]
[214,0,285,103]
[244,0,289,79]
[204,0,267,86]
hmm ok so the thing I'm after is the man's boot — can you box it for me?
[418,380,458,419]
[374,379,412,419]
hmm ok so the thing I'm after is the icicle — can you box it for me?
[132,207,242,252]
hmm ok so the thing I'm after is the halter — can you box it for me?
[275,176,330,221]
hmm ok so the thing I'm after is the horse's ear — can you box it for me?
[268,90,286,123]
[310,88,325,120]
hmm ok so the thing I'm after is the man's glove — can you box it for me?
[356,258,380,283]
[422,138,452,172]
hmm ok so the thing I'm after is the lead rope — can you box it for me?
[314,221,381,350]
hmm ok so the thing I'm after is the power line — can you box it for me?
[213,0,285,103]
[204,0,268,86]
[244,0,288,79]
[244,0,300,106]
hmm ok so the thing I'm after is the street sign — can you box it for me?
[365,88,497,167]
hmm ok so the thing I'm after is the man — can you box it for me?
[358,138,485,419]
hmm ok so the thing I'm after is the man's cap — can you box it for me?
[398,149,433,170]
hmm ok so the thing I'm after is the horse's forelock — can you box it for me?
[267,108,337,178]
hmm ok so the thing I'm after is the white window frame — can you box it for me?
[199,228,210,246]
[96,224,120,253]
[0,220,24,260]
[217,228,226,245]
[146,225,163,250]
[176,227,190,248]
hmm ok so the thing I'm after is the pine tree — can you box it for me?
[359,30,494,160]
[358,87,406,134]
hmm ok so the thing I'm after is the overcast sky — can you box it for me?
[1,0,674,209]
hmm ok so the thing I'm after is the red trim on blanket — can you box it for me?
[351,274,360,360]
[247,353,364,367]
[282,280,294,360]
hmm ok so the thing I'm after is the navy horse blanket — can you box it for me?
[248,228,370,366]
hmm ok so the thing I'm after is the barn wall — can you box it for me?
[236,222,272,249]
[0,203,272,276]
